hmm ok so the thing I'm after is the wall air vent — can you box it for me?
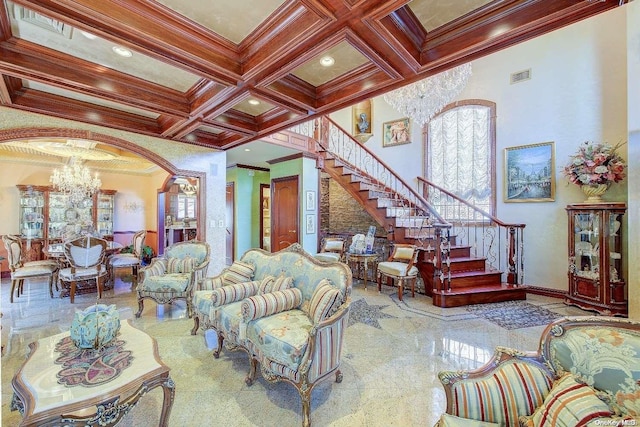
[510,69,531,84]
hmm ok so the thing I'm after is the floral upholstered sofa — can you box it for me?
[436,316,640,427]
[191,243,352,427]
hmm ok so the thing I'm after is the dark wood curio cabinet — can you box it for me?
[565,203,627,316]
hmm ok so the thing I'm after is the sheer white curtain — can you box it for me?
[426,103,494,217]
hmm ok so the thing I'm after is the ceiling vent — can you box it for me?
[510,69,531,84]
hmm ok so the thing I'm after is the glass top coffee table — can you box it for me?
[11,320,174,426]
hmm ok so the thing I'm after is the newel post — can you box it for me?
[507,226,517,285]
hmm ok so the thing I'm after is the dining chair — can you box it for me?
[2,235,59,303]
[376,243,419,301]
[107,230,146,286]
[59,236,108,303]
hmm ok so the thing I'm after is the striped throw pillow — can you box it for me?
[271,275,293,292]
[241,288,302,322]
[167,256,197,273]
[530,374,612,427]
[210,281,259,307]
[199,276,224,290]
[222,261,255,286]
[257,275,276,294]
[308,279,343,324]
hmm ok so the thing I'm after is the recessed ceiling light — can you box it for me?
[80,31,97,40]
[320,56,335,67]
[248,99,260,106]
[112,46,132,58]
[244,148,251,152]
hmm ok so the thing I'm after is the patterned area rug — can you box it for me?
[466,300,561,330]
[348,298,397,329]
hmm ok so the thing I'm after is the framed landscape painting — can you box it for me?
[504,142,555,202]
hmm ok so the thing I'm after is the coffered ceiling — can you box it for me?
[0,0,627,152]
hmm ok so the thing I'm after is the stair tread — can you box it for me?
[434,284,526,295]
[448,256,486,262]
[449,269,501,277]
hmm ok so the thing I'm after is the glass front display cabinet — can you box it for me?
[16,185,116,260]
[566,203,627,316]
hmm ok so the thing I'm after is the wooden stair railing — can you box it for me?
[286,117,527,307]
[309,116,454,292]
[417,176,526,287]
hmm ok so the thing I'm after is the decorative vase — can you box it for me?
[581,184,609,203]
[70,304,120,349]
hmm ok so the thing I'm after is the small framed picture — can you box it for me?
[305,190,316,211]
[504,142,555,202]
[382,118,411,147]
[305,214,316,234]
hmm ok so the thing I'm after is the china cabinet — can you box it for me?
[565,203,627,316]
[261,184,271,251]
[16,185,116,260]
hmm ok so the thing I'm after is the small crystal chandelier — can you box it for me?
[50,157,102,206]
[383,63,472,127]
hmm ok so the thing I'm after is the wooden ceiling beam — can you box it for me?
[11,0,242,85]
[0,43,190,117]
[12,89,162,134]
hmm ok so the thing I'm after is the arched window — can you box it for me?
[425,100,496,218]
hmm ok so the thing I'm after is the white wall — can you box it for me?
[331,6,630,294]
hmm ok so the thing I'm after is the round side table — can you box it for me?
[346,252,379,290]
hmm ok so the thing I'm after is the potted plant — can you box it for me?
[562,141,626,202]
[141,245,154,265]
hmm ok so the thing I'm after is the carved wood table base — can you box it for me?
[11,321,174,426]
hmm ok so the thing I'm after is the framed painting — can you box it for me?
[382,118,411,147]
[305,190,316,211]
[305,214,316,234]
[504,142,555,202]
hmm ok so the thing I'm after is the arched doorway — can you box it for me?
[0,128,204,261]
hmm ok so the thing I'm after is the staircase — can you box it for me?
[310,116,527,308]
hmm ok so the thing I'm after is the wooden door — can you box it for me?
[225,182,234,265]
[271,176,299,252]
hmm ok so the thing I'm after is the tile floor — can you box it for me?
[1,273,593,426]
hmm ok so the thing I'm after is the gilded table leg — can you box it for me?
[159,377,175,427]
[362,259,368,290]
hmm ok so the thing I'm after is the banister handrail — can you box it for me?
[416,177,525,229]
[316,117,449,226]
[289,116,525,287]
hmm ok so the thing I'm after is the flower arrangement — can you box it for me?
[563,141,627,186]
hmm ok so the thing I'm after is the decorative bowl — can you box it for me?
[70,304,121,349]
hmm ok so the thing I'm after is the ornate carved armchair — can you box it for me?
[59,236,108,303]
[2,235,59,303]
[436,316,640,426]
[107,230,146,285]
[313,237,346,263]
[376,243,419,301]
[136,240,210,318]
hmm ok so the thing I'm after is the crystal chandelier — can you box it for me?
[50,157,102,206]
[383,63,472,127]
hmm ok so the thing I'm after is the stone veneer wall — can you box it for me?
[321,177,380,235]
[320,176,391,256]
